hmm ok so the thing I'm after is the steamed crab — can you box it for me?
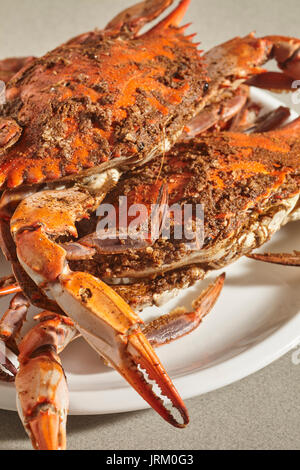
[0,0,299,450]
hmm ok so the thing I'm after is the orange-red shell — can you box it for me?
[0,22,205,189]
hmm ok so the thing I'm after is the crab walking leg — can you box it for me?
[0,292,30,353]
[250,36,300,90]
[265,36,300,79]
[140,0,191,37]
[203,34,300,109]
[0,56,35,83]
[247,36,300,89]
[183,92,291,138]
[10,188,189,428]
[0,350,17,382]
[144,274,225,347]
[243,106,291,134]
[0,293,30,381]
[0,274,21,296]
[182,88,250,139]
[16,312,77,450]
[105,0,174,34]
[0,283,21,296]
[248,251,300,266]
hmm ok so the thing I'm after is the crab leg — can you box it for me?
[266,36,300,78]
[16,312,77,450]
[262,36,300,79]
[247,36,300,90]
[0,293,23,381]
[144,274,225,347]
[0,283,21,296]
[0,350,17,382]
[0,274,21,296]
[204,34,300,104]
[0,292,30,352]
[0,273,224,353]
[0,293,30,381]
[140,0,191,36]
[0,218,63,312]
[10,188,189,428]
[182,88,249,139]
[244,106,291,134]
[105,0,174,35]
[0,56,35,83]
[248,251,300,266]
[247,71,296,91]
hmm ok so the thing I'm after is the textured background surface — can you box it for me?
[0,0,300,450]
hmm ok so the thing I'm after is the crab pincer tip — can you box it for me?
[124,331,189,428]
[141,0,191,36]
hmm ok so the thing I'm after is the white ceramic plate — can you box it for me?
[0,89,299,414]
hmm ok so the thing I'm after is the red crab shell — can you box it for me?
[0,1,206,189]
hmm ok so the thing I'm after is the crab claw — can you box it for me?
[11,187,188,429]
[246,36,300,90]
[263,36,300,80]
[15,313,77,450]
[54,271,189,428]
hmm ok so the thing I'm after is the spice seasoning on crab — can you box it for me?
[0,0,207,189]
[71,117,300,306]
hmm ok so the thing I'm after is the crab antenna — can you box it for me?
[141,0,191,36]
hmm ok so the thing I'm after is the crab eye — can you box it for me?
[203,82,209,94]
